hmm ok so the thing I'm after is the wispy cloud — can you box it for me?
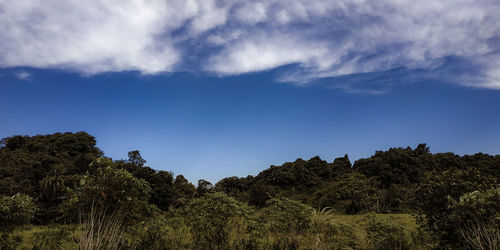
[15,71,31,80]
[0,0,499,91]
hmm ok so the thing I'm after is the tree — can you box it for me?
[312,173,379,214]
[127,150,146,167]
[450,187,500,248]
[413,169,498,247]
[195,179,213,197]
[62,158,152,223]
[0,193,37,248]
[172,175,195,207]
[148,170,175,211]
[249,181,274,207]
[260,197,314,248]
[0,193,37,232]
[182,192,252,248]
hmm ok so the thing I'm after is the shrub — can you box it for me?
[362,214,411,250]
[61,159,152,224]
[260,197,313,248]
[78,204,124,250]
[413,169,498,247]
[182,192,253,248]
[0,233,22,250]
[0,193,37,232]
[451,187,500,249]
[32,226,75,250]
[309,208,356,249]
[0,193,37,249]
[312,173,380,214]
[262,197,313,234]
[124,212,193,250]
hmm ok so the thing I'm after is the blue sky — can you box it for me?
[1,68,499,183]
[1,1,499,183]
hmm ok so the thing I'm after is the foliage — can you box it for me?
[215,175,253,201]
[62,158,152,223]
[1,132,500,249]
[31,225,74,250]
[0,193,37,232]
[451,187,500,249]
[362,214,411,249]
[195,179,213,197]
[312,173,380,214]
[260,197,313,248]
[181,192,253,248]
[78,204,124,250]
[117,151,179,211]
[458,219,499,250]
[171,175,196,207]
[0,232,22,250]
[413,169,498,247]
[0,193,37,249]
[125,214,180,249]
[354,144,434,188]
[0,132,102,223]
[309,207,357,249]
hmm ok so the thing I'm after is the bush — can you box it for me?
[451,187,500,249]
[78,204,125,250]
[0,193,37,249]
[181,192,253,249]
[261,197,313,235]
[309,208,357,249]
[312,173,380,214]
[0,233,22,250]
[0,193,37,232]
[61,158,152,223]
[124,213,192,250]
[260,197,313,248]
[362,214,411,249]
[32,226,75,250]
[413,169,498,247]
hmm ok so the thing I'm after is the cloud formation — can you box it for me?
[1,0,499,90]
[15,71,31,80]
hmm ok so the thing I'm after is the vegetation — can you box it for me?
[0,132,498,249]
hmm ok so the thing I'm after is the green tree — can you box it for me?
[0,193,37,249]
[260,197,314,248]
[0,193,37,232]
[195,179,213,197]
[449,187,500,249]
[0,132,102,223]
[171,175,195,207]
[182,192,252,248]
[63,158,152,223]
[413,169,498,247]
[312,173,379,214]
[127,150,146,167]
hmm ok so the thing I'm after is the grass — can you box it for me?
[16,225,79,249]
[331,213,418,231]
[14,213,420,249]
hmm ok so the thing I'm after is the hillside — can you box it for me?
[1,132,498,249]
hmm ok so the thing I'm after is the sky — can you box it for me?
[1,1,499,183]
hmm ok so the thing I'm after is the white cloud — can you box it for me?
[234,2,268,24]
[0,0,188,74]
[15,71,31,80]
[206,34,331,74]
[0,0,499,90]
[188,0,228,34]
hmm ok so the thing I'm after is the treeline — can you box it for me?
[0,132,499,249]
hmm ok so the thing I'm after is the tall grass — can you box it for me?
[459,219,500,250]
[78,204,124,250]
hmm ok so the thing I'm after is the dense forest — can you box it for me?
[1,132,498,249]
